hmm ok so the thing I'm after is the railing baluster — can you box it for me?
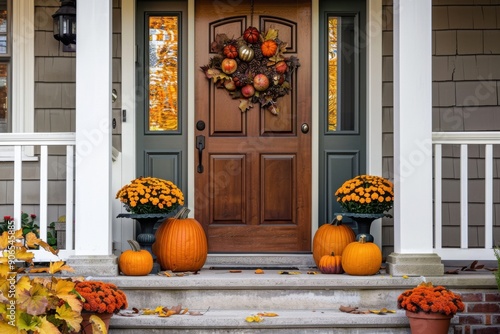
[65,145,74,250]
[460,144,468,249]
[484,144,493,249]
[13,146,22,230]
[39,145,48,243]
[434,144,442,249]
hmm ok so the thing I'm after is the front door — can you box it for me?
[195,0,312,252]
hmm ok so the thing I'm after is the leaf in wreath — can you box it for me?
[264,28,278,41]
[267,54,283,65]
[230,90,242,99]
[278,42,288,54]
[239,99,253,112]
[288,56,301,69]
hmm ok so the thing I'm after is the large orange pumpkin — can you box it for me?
[153,208,208,272]
[341,235,382,276]
[119,240,154,276]
[312,215,355,267]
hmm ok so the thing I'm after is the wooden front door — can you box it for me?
[195,0,312,252]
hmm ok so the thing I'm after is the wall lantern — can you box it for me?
[52,0,76,50]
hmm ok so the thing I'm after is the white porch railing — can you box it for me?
[433,132,499,261]
[0,132,76,261]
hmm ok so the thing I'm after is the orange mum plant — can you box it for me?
[397,282,465,316]
[335,175,394,214]
[75,281,128,314]
[116,177,184,215]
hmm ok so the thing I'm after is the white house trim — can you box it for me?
[12,0,34,134]
[0,0,36,161]
[392,0,434,254]
[74,0,113,257]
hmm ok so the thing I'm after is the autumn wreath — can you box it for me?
[75,280,128,314]
[201,26,300,115]
[397,282,465,316]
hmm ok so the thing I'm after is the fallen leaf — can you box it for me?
[229,270,242,273]
[170,304,182,314]
[245,315,263,323]
[254,269,264,274]
[188,310,203,316]
[307,271,318,275]
[402,275,409,279]
[257,312,279,317]
[158,271,171,277]
[278,271,301,275]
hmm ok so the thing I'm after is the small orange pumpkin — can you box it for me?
[312,215,355,267]
[153,207,208,272]
[261,40,278,57]
[118,240,154,276]
[318,252,344,274]
[341,235,382,276]
[243,26,260,44]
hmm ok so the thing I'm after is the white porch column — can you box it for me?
[67,0,117,276]
[386,0,443,276]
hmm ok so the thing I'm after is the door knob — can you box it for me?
[301,123,309,134]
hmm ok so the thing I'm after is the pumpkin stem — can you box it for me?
[127,239,141,252]
[330,252,335,256]
[174,207,191,219]
[331,214,343,226]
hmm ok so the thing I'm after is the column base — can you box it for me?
[386,253,444,276]
[66,255,118,276]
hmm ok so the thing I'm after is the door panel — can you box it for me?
[195,0,311,252]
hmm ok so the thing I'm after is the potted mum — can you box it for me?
[335,174,394,241]
[397,282,465,334]
[116,177,185,257]
[74,280,128,334]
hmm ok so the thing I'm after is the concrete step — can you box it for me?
[99,269,409,310]
[97,256,492,333]
[109,309,414,334]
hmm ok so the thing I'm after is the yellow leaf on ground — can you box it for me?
[254,269,264,274]
[245,315,263,323]
[257,312,279,317]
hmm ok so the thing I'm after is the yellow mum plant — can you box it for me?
[335,175,394,214]
[116,177,184,214]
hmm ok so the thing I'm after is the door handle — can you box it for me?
[196,135,205,173]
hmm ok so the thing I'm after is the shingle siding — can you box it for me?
[382,0,500,257]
